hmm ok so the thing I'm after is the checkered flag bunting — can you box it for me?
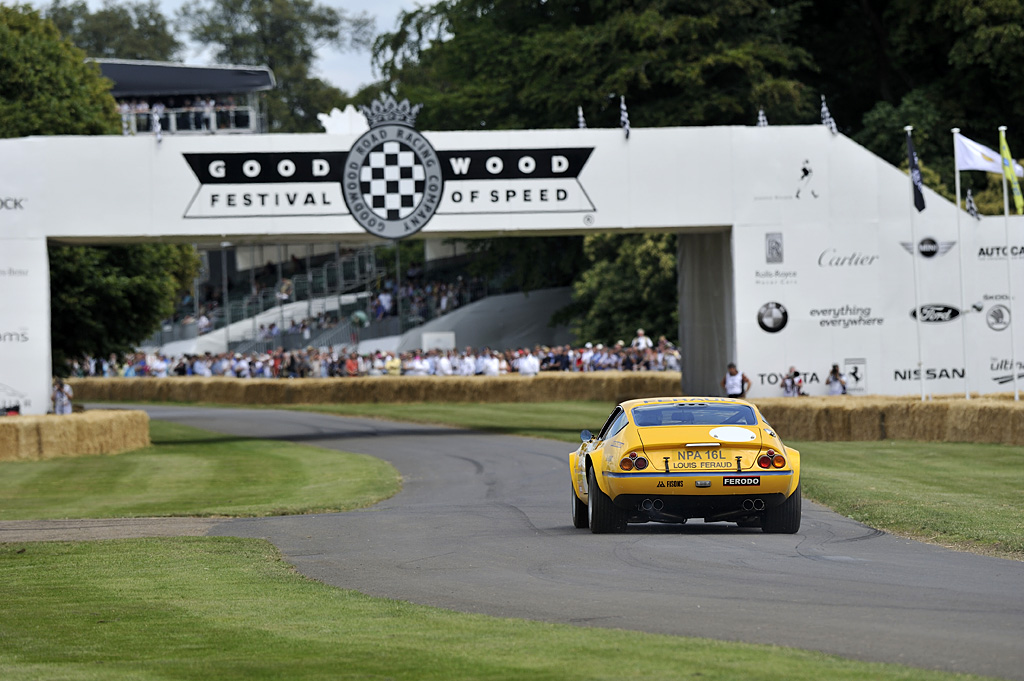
[577,106,587,129]
[821,95,838,135]
[757,108,768,127]
[965,188,981,220]
[359,140,426,220]
[620,96,630,139]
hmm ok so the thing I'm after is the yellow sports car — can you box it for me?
[570,397,801,533]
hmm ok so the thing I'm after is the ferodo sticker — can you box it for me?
[723,477,760,486]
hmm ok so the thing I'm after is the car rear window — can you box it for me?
[631,403,757,427]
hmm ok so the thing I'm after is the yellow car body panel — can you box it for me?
[570,397,801,531]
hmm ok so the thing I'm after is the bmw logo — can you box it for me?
[758,302,788,333]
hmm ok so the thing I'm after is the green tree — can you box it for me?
[48,245,198,373]
[178,0,373,131]
[43,0,182,61]
[1,5,198,373]
[557,232,679,344]
[372,0,814,131]
[0,4,118,138]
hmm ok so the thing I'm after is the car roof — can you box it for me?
[619,396,754,409]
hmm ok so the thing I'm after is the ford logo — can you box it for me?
[910,305,961,323]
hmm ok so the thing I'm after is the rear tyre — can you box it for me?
[763,484,802,534]
[588,467,623,534]
[571,483,589,529]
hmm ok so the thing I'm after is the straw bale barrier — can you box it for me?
[752,396,1024,445]
[68,373,684,406]
[66,377,1024,445]
[0,410,150,462]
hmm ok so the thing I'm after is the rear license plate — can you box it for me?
[723,476,760,486]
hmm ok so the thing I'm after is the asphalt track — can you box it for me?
[9,405,1024,679]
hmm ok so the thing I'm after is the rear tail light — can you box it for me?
[758,449,787,469]
[620,451,648,471]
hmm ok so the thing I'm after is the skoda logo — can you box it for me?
[757,302,788,333]
[343,125,444,240]
[987,304,1011,331]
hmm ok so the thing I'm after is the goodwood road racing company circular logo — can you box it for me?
[758,302,788,333]
[344,96,444,240]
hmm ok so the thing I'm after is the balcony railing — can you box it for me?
[119,105,261,135]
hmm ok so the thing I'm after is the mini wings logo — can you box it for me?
[182,94,596,238]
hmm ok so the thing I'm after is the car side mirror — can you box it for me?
[580,429,593,442]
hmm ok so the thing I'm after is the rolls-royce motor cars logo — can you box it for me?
[910,304,961,323]
[757,302,788,333]
[765,232,783,263]
[900,237,955,258]
[182,94,596,237]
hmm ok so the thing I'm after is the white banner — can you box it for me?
[0,239,52,414]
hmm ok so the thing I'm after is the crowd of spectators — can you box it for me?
[68,335,680,380]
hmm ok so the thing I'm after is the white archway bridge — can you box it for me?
[2,124,1022,413]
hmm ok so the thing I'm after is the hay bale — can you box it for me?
[0,410,149,461]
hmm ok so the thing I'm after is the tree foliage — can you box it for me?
[48,245,197,374]
[1,5,198,371]
[555,233,678,345]
[0,4,118,138]
[372,0,814,131]
[177,0,373,131]
[43,0,182,61]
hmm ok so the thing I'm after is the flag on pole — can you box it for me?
[965,189,981,220]
[821,95,838,135]
[577,106,586,129]
[620,96,630,139]
[999,128,1023,215]
[906,129,926,212]
[955,132,1024,176]
[757,108,768,127]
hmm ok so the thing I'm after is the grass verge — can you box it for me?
[0,420,400,520]
[0,537,1001,681]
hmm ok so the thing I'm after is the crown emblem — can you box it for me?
[359,93,423,128]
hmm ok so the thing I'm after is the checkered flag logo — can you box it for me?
[346,92,444,239]
[577,106,587,129]
[821,95,838,135]
[620,96,630,139]
[757,108,768,127]
[360,140,427,221]
[965,188,981,220]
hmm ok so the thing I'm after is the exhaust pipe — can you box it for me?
[641,499,654,511]
[753,499,765,511]
[742,499,754,511]
[653,499,664,511]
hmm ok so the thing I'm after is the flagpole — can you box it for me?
[998,126,1020,401]
[952,129,971,399]
[906,126,927,401]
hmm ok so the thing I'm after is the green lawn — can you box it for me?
[1,403,1020,680]
[0,537,1000,681]
[0,420,400,520]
